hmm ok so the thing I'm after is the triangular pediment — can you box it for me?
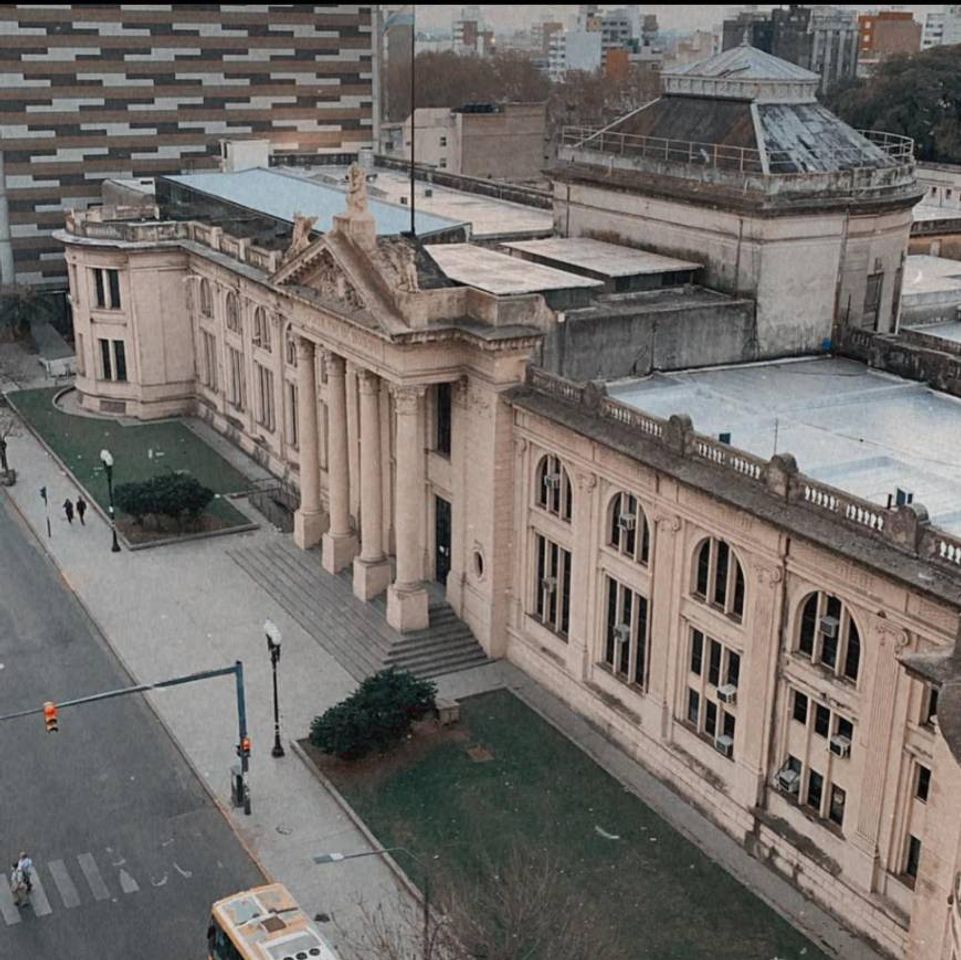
[271,237,367,313]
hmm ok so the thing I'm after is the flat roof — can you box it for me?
[166,168,464,238]
[913,200,961,223]
[906,320,961,345]
[503,237,702,277]
[424,242,603,295]
[291,164,554,240]
[607,356,961,535]
[902,254,961,297]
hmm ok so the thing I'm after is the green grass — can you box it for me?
[328,689,830,960]
[10,387,250,531]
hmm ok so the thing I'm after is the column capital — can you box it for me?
[322,350,346,380]
[295,336,315,363]
[390,382,427,414]
[356,367,380,395]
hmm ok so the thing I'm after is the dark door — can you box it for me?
[435,496,451,585]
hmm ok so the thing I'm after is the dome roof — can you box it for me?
[662,44,819,104]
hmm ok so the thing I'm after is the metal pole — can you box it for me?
[234,659,251,814]
[422,869,430,960]
[105,462,120,552]
[270,646,284,758]
[409,4,416,237]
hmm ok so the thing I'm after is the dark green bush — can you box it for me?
[115,473,214,526]
[310,668,437,760]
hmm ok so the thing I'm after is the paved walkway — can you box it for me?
[0,365,885,960]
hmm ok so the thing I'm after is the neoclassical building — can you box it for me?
[60,47,961,960]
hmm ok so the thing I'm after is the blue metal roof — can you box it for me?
[166,168,464,238]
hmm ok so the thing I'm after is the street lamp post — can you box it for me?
[314,847,431,959]
[264,619,284,758]
[99,448,121,553]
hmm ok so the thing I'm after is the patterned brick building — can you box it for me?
[0,3,374,288]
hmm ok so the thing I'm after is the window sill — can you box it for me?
[690,595,743,626]
[770,789,845,839]
[790,653,860,689]
[677,718,735,761]
[596,661,646,696]
[524,613,569,647]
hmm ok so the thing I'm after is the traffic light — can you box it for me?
[241,736,251,757]
[43,701,58,734]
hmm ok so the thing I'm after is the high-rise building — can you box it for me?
[0,4,375,289]
[922,5,961,49]
[858,10,921,60]
[722,4,859,93]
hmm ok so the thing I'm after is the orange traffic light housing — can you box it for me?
[43,701,58,733]
[240,736,251,756]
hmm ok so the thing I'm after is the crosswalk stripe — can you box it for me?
[0,879,22,926]
[48,860,81,909]
[27,873,52,917]
[118,868,139,895]
[77,853,110,901]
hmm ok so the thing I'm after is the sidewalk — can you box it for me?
[0,376,884,960]
[0,392,512,954]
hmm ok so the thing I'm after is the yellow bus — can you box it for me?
[207,882,341,960]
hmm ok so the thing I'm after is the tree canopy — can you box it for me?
[824,44,961,165]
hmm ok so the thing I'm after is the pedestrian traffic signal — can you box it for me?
[239,735,251,758]
[43,701,58,734]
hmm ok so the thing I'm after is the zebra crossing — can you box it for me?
[0,850,184,926]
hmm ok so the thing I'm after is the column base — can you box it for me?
[321,530,357,574]
[353,556,392,601]
[386,582,430,633]
[293,509,327,550]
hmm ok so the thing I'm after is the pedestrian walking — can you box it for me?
[63,499,74,524]
[9,863,27,907]
[75,496,87,526]
[17,853,32,893]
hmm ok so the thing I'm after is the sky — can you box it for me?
[413,5,944,35]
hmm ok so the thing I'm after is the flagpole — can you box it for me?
[409,4,416,237]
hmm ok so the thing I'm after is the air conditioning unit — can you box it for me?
[424,187,433,197]
[613,623,631,643]
[543,472,561,490]
[776,767,800,793]
[714,735,734,758]
[541,576,557,594]
[819,616,839,638]
[829,735,851,758]
[717,684,737,704]
[617,514,636,533]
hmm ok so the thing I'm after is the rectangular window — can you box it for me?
[916,764,931,802]
[722,711,735,740]
[836,716,853,742]
[814,703,831,738]
[202,331,218,389]
[113,340,127,382]
[435,382,451,457]
[829,784,846,827]
[863,271,883,331]
[228,347,244,409]
[726,650,740,687]
[793,690,808,724]
[76,333,85,376]
[533,533,571,639]
[94,268,106,309]
[807,769,823,811]
[286,381,298,447]
[687,688,700,725]
[256,363,275,431]
[704,700,717,737]
[107,269,121,309]
[603,575,648,687]
[905,835,922,879]
[99,338,112,380]
[820,628,838,670]
[439,135,447,147]
[713,541,729,608]
[690,629,703,676]
[695,545,709,597]
[923,685,939,725]
[707,639,721,687]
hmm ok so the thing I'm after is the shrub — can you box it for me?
[310,668,437,760]
[114,473,214,526]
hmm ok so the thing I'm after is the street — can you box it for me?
[0,496,263,958]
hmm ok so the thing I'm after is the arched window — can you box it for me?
[796,591,861,683]
[225,292,241,333]
[253,306,270,351]
[535,454,572,522]
[692,537,745,621]
[199,278,213,317]
[607,491,650,565]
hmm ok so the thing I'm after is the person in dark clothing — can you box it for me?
[76,496,87,525]
[63,499,74,524]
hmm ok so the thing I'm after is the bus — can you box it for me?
[207,882,341,960]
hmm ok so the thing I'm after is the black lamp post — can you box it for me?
[264,619,284,758]
[99,448,121,553]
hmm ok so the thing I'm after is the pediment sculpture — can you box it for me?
[285,212,317,261]
[304,249,365,311]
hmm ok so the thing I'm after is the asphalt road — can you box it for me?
[0,496,263,958]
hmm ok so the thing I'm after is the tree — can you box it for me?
[113,473,214,528]
[823,44,961,165]
[0,284,61,341]
[0,406,20,483]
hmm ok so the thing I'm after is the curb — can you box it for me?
[0,481,273,887]
[289,738,430,913]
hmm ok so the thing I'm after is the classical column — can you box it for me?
[293,336,326,549]
[387,384,429,632]
[352,368,391,600]
[321,351,357,573]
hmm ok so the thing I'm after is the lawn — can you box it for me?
[9,387,252,538]
[323,689,830,960]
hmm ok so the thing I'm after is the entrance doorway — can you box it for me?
[434,496,451,585]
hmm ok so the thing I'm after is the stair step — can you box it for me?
[385,638,482,664]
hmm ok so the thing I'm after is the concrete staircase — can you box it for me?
[227,538,489,681]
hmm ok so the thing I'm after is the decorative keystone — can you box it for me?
[885,502,930,553]
[766,453,798,500]
[664,414,693,456]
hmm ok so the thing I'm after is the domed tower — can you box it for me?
[553,44,922,356]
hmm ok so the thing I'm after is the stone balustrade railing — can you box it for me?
[524,366,960,575]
